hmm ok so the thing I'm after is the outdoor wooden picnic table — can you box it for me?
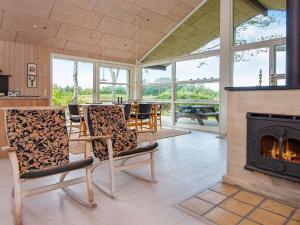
[175,105,219,126]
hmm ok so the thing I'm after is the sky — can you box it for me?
[52,10,287,91]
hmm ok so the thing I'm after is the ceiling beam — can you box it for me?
[247,0,268,15]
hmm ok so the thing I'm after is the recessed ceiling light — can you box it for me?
[33,25,38,29]
[146,18,150,22]
[124,43,128,47]
[42,26,47,30]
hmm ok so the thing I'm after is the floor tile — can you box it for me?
[220,198,254,217]
[196,190,227,205]
[233,191,264,206]
[180,197,214,216]
[238,219,260,225]
[287,220,300,225]
[292,209,300,222]
[204,207,242,225]
[260,199,295,217]
[210,183,239,196]
[248,208,287,225]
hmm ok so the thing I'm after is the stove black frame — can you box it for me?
[245,112,300,182]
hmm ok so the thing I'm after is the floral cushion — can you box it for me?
[87,105,138,160]
[6,109,69,175]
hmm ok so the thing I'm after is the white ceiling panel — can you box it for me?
[135,0,179,16]
[2,11,61,37]
[98,34,135,51]
[97,17,137,38]
[94,3,136,23]
[0,0,55,18]
[103,48,134,60]
[180,0,204,7]
[57,0,98,10]
[97,0,142,15]
[56,24,103,45]
[131,27,165,44]
[65,41,102,55]
[168,2,193,21]
[50,1,103,29]
[0,28,17,42]
[16,32,67,49]
[134,9,174,32]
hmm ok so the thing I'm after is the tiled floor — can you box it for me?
[0,130,226,225]
[178,183,300,225]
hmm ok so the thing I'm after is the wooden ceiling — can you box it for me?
[0,0,205,63]
[142,0,286,62]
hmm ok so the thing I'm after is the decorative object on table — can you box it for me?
[270,72,276,86]
[258,69,262,86]
[8,91,20,97]
[27,63,37,75]
[27,75,37,88]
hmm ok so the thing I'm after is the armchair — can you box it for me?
[1,108,97,225]
[86,105,158,198]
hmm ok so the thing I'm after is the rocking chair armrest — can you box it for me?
[0,146,17,152]
[69,135,112,142]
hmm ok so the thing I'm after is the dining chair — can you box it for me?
[86,105,158,198]
[129,103,152,131]
[1,108,100,225]
[123,103,131,122]
[156,104,163,130]
[68,103,86,137]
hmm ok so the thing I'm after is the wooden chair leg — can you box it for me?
[86,166,96,207]
[107,139,116,197]
[13,183,22,225]
[69,121,72,138]
[150,152,156,183]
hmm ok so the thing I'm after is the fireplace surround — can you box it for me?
[245,113,300,182]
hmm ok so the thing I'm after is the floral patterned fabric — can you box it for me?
[6,109,69,175]
[87,105,138,160]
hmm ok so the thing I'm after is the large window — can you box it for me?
[98,66,130,102]
[233,0,286,87]
[51,56,132,106]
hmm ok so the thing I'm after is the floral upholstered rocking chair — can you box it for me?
[1,108,100,225]
[86,105,159,198]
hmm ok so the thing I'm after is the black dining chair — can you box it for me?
[68,103,86,137]
[129,103,152,131]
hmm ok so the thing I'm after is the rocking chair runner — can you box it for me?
[1,108,101,225]
[86,105,158,198]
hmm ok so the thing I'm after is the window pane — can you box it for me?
[176,56,220,81]
[78,61,94,104]
[176,83,219,101]
[52,59,93,106]
[275,45,286,75]
[192,38,220,54]
[99,84,129,101]
[175,103,219,128]
[52,59,74,106]
[142,64,172,84]
[99,67,129,83]
[142,85,171,101]
[234,0,286,45]
[277,79,286,86]
[233,48,269,87]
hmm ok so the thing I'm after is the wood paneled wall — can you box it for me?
[0,41,50,97]
[0,40,134,101]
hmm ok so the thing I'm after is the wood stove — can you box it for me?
[245,113,300,182]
